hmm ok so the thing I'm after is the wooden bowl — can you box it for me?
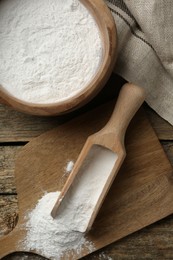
[0,0,117,116]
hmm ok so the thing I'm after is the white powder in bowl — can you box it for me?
[0,0,102,104]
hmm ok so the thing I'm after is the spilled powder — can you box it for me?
[0,0,102,103]
[24,191,95,259]
[90,252,113,259]
[97,252,113,260]
[65,160,74,173]
[23,146,117,259]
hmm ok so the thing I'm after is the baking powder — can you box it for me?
[23,146,117,259]
[24,191,95,259]
[0,0,102,103]
[57,145,118,233]
[65,160,74,173]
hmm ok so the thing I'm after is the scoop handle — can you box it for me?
[103,83,146,142]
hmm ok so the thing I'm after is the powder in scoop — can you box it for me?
[58,145,118,233]
[23,146,118,259]
[0,0,102,103]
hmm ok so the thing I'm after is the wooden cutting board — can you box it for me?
[0,101,173,259]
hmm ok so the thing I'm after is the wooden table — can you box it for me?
[0,75,173,260]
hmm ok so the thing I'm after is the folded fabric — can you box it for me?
[105,0,173,125]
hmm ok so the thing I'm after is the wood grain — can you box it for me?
[84,215,173,260]
[0,104,67,142]
[1,104,172,142]
[0,195,18,236]
[0,146,22,194]
[0,143,172,194]
[162,142,173,165]
[0,101,173,259]
[0,140,171,238]
[144,104,173,140]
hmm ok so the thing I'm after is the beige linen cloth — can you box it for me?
[105,0,173,125]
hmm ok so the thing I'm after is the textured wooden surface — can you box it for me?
[0,74,173,259]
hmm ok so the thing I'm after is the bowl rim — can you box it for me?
[0,0,117,115]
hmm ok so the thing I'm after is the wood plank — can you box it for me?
[1,103,173,142]
[0,102,173,259]
[0,151,172,257]
[0,79,173,259]
[0,195,18,237]
[0,146,22,194]
[0,140,170,241]
[0,142,172,194]
[84,215,173,260]
[145,104,173,140]
[0,104,67,142]
[162,141,173,165]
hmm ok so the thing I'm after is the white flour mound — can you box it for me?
[0,0,102,103]
[24,191,94,259]
[23,145,117,259]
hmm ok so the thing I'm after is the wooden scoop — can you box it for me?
[51,83,145,232]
